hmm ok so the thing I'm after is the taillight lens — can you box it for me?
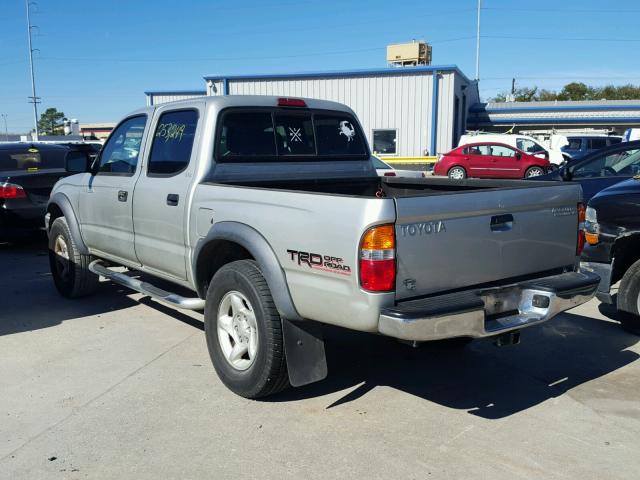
[577,203,586,255]
[383,171,396,176]
[360,224,396,292]
[0,183,27,199]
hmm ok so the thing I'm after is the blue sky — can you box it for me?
[1,0,639,132]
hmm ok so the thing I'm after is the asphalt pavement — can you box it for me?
[1,239,639,480]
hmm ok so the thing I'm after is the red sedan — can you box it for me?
[433,142,550,180]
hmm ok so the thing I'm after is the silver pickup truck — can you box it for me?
[46,95,599,398]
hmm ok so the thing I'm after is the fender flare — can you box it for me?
[193,221,302,322]
[47,192,89,255]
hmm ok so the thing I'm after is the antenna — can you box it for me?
[26,0,41,140]
[475,0,481,81]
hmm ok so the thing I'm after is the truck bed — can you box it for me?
[212,176,566,198]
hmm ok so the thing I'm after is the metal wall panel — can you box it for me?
[147,93,207,106]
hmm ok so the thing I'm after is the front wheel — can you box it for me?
[48,217,99,298]
[204,260,289,398]
[524,166,545,178]
[617,259,640,335]
[448,166,467,180]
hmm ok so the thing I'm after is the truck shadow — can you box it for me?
[270,313,640,419]
[0,240,138,336]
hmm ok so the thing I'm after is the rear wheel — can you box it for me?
[617,259,640,335]
[204,260,289,398]
[48,217,99,298]
[524,166,545,178]
[448,166,467,180]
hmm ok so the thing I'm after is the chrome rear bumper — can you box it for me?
[378,271,600,341]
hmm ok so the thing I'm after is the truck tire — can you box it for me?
[204,260,289,398]
[524,166,545,178]
[617,258,640,335]
[448,166,467,180]
[48,217,99,298]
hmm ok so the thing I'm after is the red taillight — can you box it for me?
[0,183,27,199]
[383,171,396,176]
[277,97,307,107]
[577,203,586,255]
[359,224,396,292]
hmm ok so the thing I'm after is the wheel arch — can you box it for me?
[193,221,302,321]
[612,232,640,285]
[47,193,89,255]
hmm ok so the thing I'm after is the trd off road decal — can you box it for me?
[287,250,352,276]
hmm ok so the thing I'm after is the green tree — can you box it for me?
[556,82,590,101]
[491,86,538,102]
[38,108,66,135]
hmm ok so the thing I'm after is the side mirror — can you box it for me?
[543,151,550,159]
[515,152,522,160]
[561,167,572,181]
[65,151,91,173]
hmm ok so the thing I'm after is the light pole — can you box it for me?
[1,114,8,141]
[26,0,40,140]
[475,0,481,81]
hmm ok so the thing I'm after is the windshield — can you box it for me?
[517,138,546,154]
[573,148,640,178]
[216,108,368,162]
[0,147,67,172]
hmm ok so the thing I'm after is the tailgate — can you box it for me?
[394,184,581,300]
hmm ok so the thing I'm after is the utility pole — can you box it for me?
[1,114,8,141]
[511,78,516,95]
[26,0,41,140]
[475,0,481,81]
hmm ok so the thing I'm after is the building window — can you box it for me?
[373,129,397,155]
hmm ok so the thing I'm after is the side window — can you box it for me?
[467,144,492,156]
[517,138,545,154]
[98,116,146,175]
[372,129,397,155]
[588,138,607,150]
[148,110,199,175]
[491,145,516,157]
[566,138,582,150]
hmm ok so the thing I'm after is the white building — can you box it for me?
[145,65,479,158]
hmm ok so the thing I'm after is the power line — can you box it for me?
[37,37,475,65]
[482,34,640,43]
[482,6,640,13]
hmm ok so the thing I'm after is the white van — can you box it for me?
[458,133,568,165]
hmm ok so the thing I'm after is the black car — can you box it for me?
[0,143,89,240]
[537,140,640,202]
[581,177,640,334]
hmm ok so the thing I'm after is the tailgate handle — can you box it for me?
[490,214,513,231]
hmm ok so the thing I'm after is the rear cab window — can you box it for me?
[215,108,368,162]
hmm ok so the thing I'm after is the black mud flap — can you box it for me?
[281,318,327,387]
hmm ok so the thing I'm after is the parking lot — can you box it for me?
[1,239,639,480]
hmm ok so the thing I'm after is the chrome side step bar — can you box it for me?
[89,260,206,311]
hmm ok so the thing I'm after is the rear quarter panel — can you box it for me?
[190,184,396,332]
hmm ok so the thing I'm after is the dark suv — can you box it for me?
[581,177,640,334]
[562,135,622,161]
[0,143,90,240]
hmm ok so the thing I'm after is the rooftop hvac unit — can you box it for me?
[387,41,432,67]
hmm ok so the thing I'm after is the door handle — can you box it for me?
[490,214,514,231]
[166,194,179,206]
[118,190,128,202]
